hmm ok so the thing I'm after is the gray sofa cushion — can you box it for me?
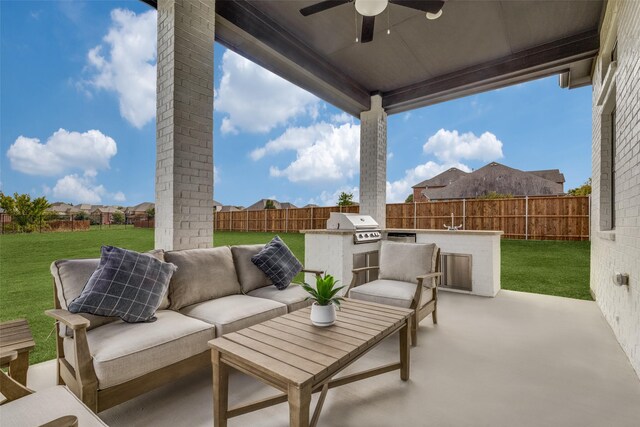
[378,241,437,284]
[179,295,286,336]
[68,246,176,323]
[247,285,312,312]
[63,310,214,389]
[231,244,271,293]
[165,247,242,310]
[251,236,302,290]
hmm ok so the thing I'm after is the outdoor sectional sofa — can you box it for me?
[46,244,320,412]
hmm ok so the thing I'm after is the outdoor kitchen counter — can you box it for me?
[383,229,502,297]
[300,229,355,234]
[384,229,503,236]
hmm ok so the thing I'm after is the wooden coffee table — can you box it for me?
[0,319,35,386]
[208,298,413,427]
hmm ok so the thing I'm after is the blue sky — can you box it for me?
[1,1,593,207]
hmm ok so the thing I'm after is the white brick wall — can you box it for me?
[155,0,215,250]
[360,95,387,226]
[591,0,640,378]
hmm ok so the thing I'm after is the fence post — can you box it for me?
[285,208,288,233]
[230,210,233,231]
[462,199,466,230]
[264,210,267,232]
[413,201,417,229]
[525,196,529,240]
[311,207,314,230]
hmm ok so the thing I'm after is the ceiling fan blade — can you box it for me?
[389,0,444,14]
[300,0,351,16]
[361,15,375,43]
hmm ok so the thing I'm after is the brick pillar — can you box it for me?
[155,0,215,250]
[359,95,387,226]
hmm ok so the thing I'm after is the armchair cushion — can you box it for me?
[349,279,417,308]
[165,246,242,310]
[231,244,271,293]
[63,310,214,389]
[251,236,302,290]
[378,241,437,285]
[68,246,176,323]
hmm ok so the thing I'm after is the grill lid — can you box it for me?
[326,213,379,230]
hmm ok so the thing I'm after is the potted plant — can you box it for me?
[300,274,345,327]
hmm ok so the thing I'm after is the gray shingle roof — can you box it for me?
[412,167,468,188]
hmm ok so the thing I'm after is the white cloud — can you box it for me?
[215,50,319,134]
[258,122,360,183]
[7,129,117,176]
[85,8,157,128]
[52,174,107,204]
[308,186,360,207]
[423,129,503,163]
[51,173,125,205]
[330,112,353,124]
[386,161,471,203]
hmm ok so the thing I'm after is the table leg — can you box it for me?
[400,317,411,381]
[212,349,229,427]
[288,383,311,427]
[9,352,29,386]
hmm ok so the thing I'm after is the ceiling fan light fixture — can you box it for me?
[426,9,443,20]
[355,0,388,17]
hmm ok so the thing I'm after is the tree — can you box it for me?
[405,194,414,203]
[337,192,354,206]
[477,191,513,200]
[264,200,276,209]
[0,192,50,232]
[112,211,125,224]
[75,211,90,221]
[145,207,155,219]
[568,178,592,196]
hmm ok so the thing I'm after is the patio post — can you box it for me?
[155,0,215,250]
[359,94,387,226]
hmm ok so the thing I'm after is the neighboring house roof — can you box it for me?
[127,202,154,213]
[219,205,241,212]
[303,204,319,208]
[92,206,123,214]
[412,167,468,189]
[212,199,222,207]
[246,199,282,210]
[47,203,76,213]
[280,202,298,209]
[422,162,564,200]
[526,169,566,184]
[75,204,97,212]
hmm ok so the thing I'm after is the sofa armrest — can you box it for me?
[301,268,323,277]
[45,309,90,331]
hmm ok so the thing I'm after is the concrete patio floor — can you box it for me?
[27,290,640,426]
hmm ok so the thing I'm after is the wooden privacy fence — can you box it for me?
[214,196,590,241]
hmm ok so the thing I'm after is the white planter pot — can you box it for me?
[310,303,336,327]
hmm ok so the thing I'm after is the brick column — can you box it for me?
[359,95,387,226]
[155,0,215,250]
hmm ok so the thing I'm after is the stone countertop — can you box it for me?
[301,228,503,236]
[300,229,355,235]
[384,229,503,236]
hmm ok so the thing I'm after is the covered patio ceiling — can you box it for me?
[143,0,604,116]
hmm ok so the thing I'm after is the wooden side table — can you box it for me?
[0,319,35,386]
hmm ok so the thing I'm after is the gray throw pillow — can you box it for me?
[68,246,177,323]
[251,236,302,290]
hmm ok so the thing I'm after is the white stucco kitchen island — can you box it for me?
[302,228,502,297]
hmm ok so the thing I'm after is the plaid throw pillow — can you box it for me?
[251,236,302,290]
[68,246,177,323]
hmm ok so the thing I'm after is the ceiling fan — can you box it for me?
[300,0,445,43]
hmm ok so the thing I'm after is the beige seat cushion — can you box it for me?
[378,241,437,284]
[349,279,434,309]
[180,295,287,336]
[231,244,271,293]
[0,385,107,427]
[165,247,242,310]
[63,310,214,389]
[247,285,312,312]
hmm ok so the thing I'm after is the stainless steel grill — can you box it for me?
[326,213,381,244]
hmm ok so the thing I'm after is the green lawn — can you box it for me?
[0,230,590,364]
